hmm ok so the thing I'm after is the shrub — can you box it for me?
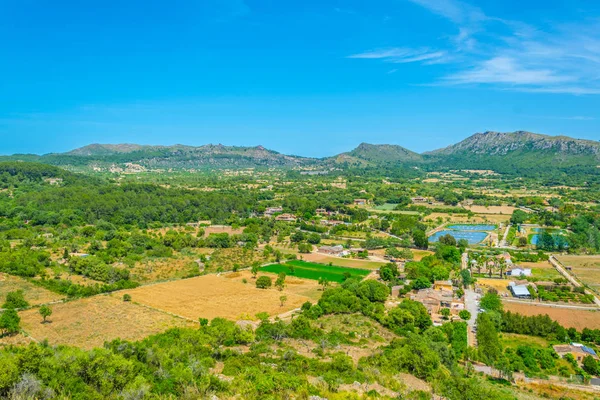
[256,276,272,289]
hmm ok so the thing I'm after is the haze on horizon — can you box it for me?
[1,0,599,157]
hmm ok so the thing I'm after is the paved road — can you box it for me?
[464,288,479,346]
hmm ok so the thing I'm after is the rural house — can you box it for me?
[506,268,532,277]
[275,213,296,222]
[317,245,349,257]
[553,343,599,363]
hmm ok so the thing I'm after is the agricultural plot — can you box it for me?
[464,205,517,214]
[19,295,191,349]
[261,260,370,283]
[0,274,64,306]
[127,274,312,321]
[503,302,600,330]
[555,255,600,292]
[520,261,562,281]
[300,253,385,269]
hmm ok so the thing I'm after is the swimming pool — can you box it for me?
[447,224,496,231]
[429,230,489,244]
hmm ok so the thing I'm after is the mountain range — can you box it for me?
[3,131,599,174]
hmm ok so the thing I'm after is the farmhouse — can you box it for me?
[264,206,283,217]
[411,289,464,315]
[508,282,531,298]
[321,220,345,226]
[553,343,599,363]
[411,196,429,203]
[275,213,296,222]
[353,199,368,206]
[506,268,532,277]
[318,245,349,257]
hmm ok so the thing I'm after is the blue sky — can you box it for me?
[1,0,599,157]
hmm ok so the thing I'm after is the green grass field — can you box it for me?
[260,260,371,283]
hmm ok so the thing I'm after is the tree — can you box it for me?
[307,233,321,244]
[251,262,260,278]
[583,355,599,376]
[412,277,431,290]
[440,308,451,319]
[298,242,313,253]
[510,210,528,225]
[3,290,29,309]
[123,294,132,302]
[379,263,399,281]
[412,229,428,249]
[318,277,330,291]
[275,272,286,291]
[460,269,473,287]
[439,234,457,247]
[459,310,471,320]
[256,276,272,289]
[279,295,287,307]
[457,238,469,249]
[199,318,209,327]
[39,305,52,323]
[0,309,20,335]
[477,312,502,364]
[480,292,503,312]
[274,250,283,263]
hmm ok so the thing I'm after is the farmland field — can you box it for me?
[19,295,192,349]
[261,260,370,283]
[503,301,600,330]
[0,274,64,306]
[464,205,517,214]
[524,261,562,281]
[300,253,385,269]
[555,255,600,292]
[127,274,312,320]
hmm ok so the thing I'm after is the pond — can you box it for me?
[530,228,568,246]
[446,224,496,231]
[429,230,489,245]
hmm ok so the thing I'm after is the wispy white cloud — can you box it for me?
[348,47,448,64]
[445,56,574,85]
[349,0,600,95]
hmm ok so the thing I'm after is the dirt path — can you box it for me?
[499,224,511,247]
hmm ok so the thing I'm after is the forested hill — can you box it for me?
[424,131,600,174]
[1,144,316,170]
[326,143,424,167]
[0,162,96,188]
[2,131,599,175]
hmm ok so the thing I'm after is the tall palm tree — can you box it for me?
[498,257,507,279]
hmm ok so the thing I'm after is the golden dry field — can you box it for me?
[126,273,314,321]
[464,205,517,214]
[503,302,600,330]
[0,273,64,305]
[19,295,192,349]
[555,255,600,291]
